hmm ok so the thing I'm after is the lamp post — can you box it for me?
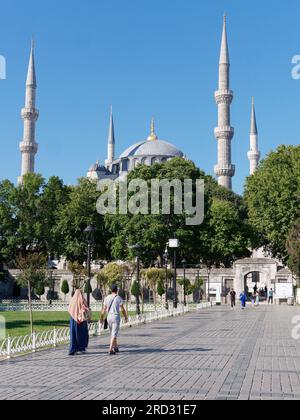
[182,259,187,306]
[163,250,169,310]
[84,225,96,308]
[129,243,142,316]
[169,239,179,309]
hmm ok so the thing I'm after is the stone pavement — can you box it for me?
[1,304,300,400]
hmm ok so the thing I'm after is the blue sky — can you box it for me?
[0,0,300,194]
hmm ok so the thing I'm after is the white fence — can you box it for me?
[0,303,212,359]
[0,302,201,313]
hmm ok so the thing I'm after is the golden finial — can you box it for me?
[147,118,158,141]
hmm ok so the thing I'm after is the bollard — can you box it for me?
[7,337,11,360]
[53,329,57,348]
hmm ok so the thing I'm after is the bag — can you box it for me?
[83,309,92,323]
[104,296,117,330]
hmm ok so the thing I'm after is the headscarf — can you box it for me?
[68,289,89,324]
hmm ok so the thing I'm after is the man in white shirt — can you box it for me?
[101,284,128,355]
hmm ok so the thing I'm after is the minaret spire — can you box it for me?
[19,41,39,185]
[248,97,261,175]
[105,106,115,168]
[214,15,235,190]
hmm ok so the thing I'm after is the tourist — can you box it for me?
[268,289,274,305]
[239,291,247,309]
[68,289,90,356]
[255,292,260,306]
[230,289,236,310]
[250,293,255,307]
[101,284,129,355]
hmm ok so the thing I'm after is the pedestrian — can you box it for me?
[101,284,129,356]
[268,289,274,305]
[250,293,255,307]
[264,286,268,298]
[230,289,236,310]
[239,291,247,309]
[68,289,90,356]
[253,284,258,295]
[255,292,260,306]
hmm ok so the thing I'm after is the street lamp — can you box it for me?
[163,249,169,310]
[182,259,187,306]
[129,243,142,316]
[169,238,180,309]
[84,225,96,308]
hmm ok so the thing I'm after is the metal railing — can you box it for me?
[0,302,212,359]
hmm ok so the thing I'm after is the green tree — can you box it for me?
[245,145,300,261]
[0,174,69,265]
[106,158,256,268]
[131,281,141,300]
[286,217,300,279]
[84,282,93,295]
[157,279,165,303]
[68,261,86,291]
[35,283,45,299]
[16,253,48,334]
[61,280,70,301]
[55,178,109,263]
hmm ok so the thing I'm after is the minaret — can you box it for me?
[19,41,39,185]
[248,97,261,175]
[105,107,115,168]
[214,15,235,190]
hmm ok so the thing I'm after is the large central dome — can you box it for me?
[120,139,184,159]
[120,119,184,159]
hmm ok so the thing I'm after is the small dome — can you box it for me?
[88,161,111,175]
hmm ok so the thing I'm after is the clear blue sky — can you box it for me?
[0,0,300,194]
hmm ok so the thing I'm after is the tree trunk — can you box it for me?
[27,280,33,336]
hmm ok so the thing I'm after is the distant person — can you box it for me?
[255,292,260,307]
[250,293,255,307]
[68,289,90,356]
[268,289,274,305]
[253,284,258,295]
[240,291,247,310]
[265,286,268,297]
[230,289,236,310]
[101,284,128,355]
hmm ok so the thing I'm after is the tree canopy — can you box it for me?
[245,145,300,262]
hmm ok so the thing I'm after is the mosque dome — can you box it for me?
[119,119,184,160]
[119,140,183,159]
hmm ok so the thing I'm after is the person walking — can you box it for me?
[239,291,247,310]
[68,289,90,356]
[255,292,260,307]
[101,284,128,355]
[230,289,236,310]
[268,289,274,305]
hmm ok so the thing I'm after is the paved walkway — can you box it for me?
[1,305,300,400]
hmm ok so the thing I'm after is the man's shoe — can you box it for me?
[114,347,120,353]
[109,350,116,356]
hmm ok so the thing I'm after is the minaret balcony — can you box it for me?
[21,107,39,121]
[247,150,261,161]
[215,89,234,105]
[214,164,236,178]
[214,126,234,140]
[19,141,38,155]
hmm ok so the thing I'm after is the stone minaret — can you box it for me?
[214,15,235,190]
[248,97,261,175]
[19,41,39,185]
[105,107,115,168]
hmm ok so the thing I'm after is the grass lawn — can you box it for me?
[0,311,137,339]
